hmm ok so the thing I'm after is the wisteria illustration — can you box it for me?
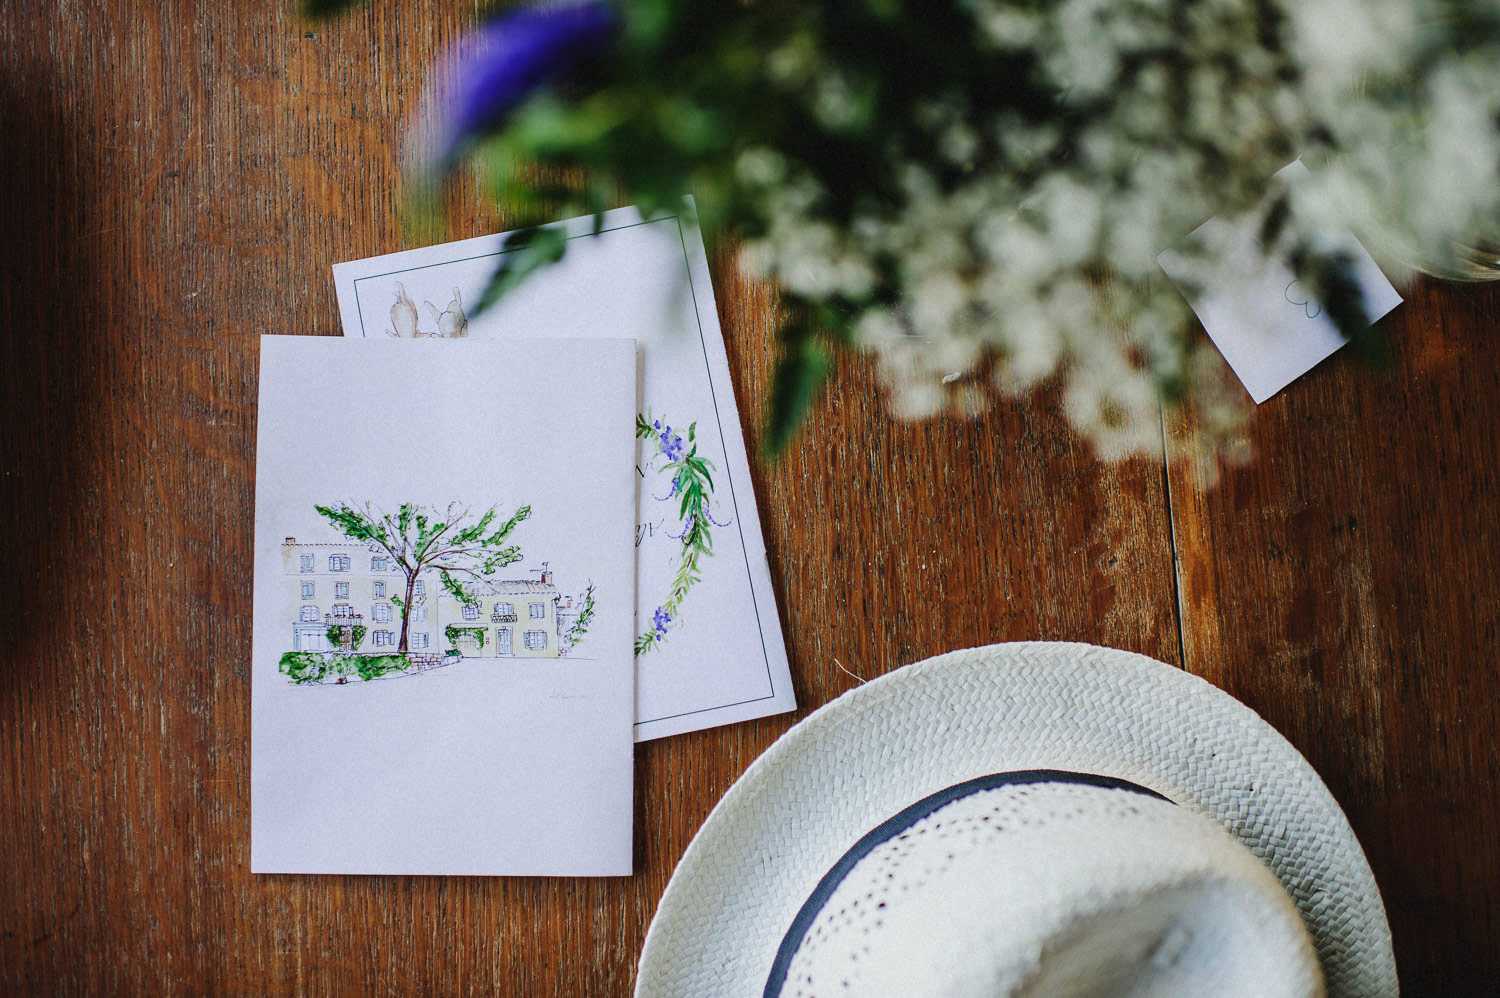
[635,412,730,654]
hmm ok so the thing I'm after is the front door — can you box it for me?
[496,627,512,656]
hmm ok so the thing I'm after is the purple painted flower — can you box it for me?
[652,605,671,637]
[651,472,681,503]
[667,512,696,540]
[658,424,685,462]
[424,2,618,168]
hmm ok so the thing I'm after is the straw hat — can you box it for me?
[636,642,1396,997]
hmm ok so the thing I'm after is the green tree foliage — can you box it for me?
[314,501,531,652]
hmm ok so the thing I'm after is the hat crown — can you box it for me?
[636,643,1395,998]
[774,776,1324,998]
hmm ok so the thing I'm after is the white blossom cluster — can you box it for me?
[734,0,1500,472]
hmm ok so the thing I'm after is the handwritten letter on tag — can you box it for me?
[1158,162,1403,404]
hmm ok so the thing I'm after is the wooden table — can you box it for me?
[2,3,1497,995]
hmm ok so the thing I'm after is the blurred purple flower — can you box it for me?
[424,2,618,169]
[652,606,671,637]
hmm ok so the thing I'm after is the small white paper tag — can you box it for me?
[1158,162,1402,404]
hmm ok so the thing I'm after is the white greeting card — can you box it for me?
[251,336,636,876]
[1158,161,1402,404]
[332,203,796,741]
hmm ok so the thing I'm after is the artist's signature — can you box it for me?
[636,519,665,547]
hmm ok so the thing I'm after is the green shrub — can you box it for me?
[355,654,412,681]
[280,651,413,684]
[280,651,332,684]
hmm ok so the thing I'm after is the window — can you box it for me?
[373,630,394,647]
[529,602,546,619]
[414,606,427,622]
[329,554,350,572]
[524,630,548,650]
[412,633,429,649]
[335,582,349,599]
[462,603,479,621]
[300,554,314,572]
[374,581,385,598]
[373,604,391,622]
[414,580,426,596]
[496,602,514,616]
[333,604,352,617]
[371,556,387,571]
[301,582,314,599]
[299,605,319,622]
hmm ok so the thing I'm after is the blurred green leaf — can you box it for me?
[656,98,727,154]
[300,0,365,18]
[472,227,569,316]
[623,0,675,48]
[1319,252,1393,371]
[1258,193,1292,250]
[765,317,831,458]
[507,94,631,156]
[1292,247,1392,372]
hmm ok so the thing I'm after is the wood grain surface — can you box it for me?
[1,2,1495,995]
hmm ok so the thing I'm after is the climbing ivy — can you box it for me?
[325,623,368,650]
[564,583,597,650]
[444,624,487,655]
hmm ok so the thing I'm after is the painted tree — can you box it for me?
[313,501,531,653]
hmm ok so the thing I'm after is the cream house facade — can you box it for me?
[283,538,568,658]
[437,563,564,659]
[281,537,437,653]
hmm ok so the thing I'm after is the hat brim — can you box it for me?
[636,642,1396,998]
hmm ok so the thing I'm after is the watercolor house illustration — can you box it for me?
[283,538,423,653]
[282,537,574,658]
[438,565,566,659]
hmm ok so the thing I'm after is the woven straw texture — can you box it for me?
[635,642,1396,998]
[781,782,1324,998]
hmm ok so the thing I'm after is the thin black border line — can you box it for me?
[763,770,1172,997]
[351,218,668,337]
[667,213,778,710]
[635,692,776,726]
[346,211,781,727]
